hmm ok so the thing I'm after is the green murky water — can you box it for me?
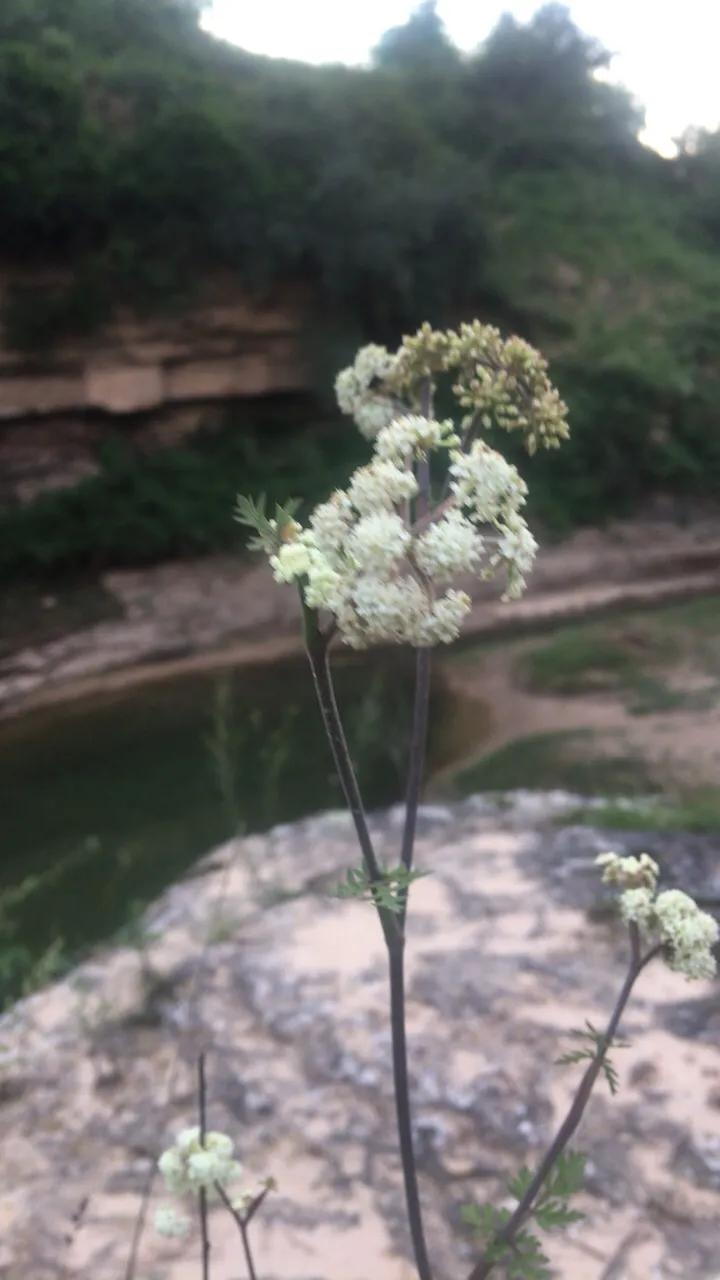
[0,653,424,1005]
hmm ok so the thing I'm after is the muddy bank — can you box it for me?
[3,514,720,720]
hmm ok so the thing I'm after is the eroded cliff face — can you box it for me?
[0,275,309,502]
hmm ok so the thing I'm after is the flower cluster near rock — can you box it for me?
[596,852,719,980]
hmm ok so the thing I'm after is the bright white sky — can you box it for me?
[201,1,720,156]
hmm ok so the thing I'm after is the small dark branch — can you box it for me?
[388,942,435,1280]
[399,647,432,921]
[197,1054,211,1280]
[245,1185,271,1226]
[239,1221,259,1280]
[123,1170,155,1280]
[198,1052,208,1143]
[639,941,665,972]
[303,605,396,944]
[467,924,651,1280]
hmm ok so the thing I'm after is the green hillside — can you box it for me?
[3,0,720,575]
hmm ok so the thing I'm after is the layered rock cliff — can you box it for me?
[0,275,308,503]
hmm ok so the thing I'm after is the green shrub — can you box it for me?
[0,403,368,579]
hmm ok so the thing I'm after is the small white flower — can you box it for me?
[154,1206,191,1238]
[269,540,313,583]
[304,555,345,612]
[347,512,410,574]
[347,460,418,514]
[354,396,398,440]
[175,1127,201,1153]
[418,589,472,645]
[375,415,457,464]
[309,492,354,560]
[619,887,655,928]
[449,440,527,523]
[351,574,428,646]
[158,1146,186,1194]
[335,344,397,437]
[415,511,483,582]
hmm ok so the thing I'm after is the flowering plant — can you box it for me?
[156,323,717,1280]
[240,322,567,654]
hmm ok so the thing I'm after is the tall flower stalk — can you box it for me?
[216,322,718,1279]
[238,320,569,1276]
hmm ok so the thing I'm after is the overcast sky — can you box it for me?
[201,1,720,156]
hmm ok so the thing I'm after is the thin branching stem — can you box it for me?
[467,925,657,1280]
[303,606,395,945]
[215,1183,261,1280]
[197,1053,211,1280]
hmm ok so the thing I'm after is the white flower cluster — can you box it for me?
[596,853,719,980]
[158,1126,242,1197]
[269,411,537,647]
[335,343,398,440]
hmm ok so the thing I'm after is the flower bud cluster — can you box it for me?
[596,852,659,891]
[596,853,718,980]
[445,322,569,455]
[268,411,536,647]
[335,322,569,456]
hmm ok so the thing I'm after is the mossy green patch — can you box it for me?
[566,787,720,833]
[443,729,653,797]
[516,606,720,715]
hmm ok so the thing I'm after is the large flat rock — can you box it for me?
[0,793,717,1279]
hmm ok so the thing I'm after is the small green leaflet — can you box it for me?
[556,1021,628,1095]
[462,1152,585,1278]
[333,864,428,914]
[460,1204,550,1279]
[234,493,301,552]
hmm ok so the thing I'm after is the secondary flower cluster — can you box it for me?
[155,1126,275,1240]
[154,1126,241,1237]
[596,853,719,981]
[268,412,536,648]
[335,322,569,455]
[335,343,399,440]
[158,1125,242,1196]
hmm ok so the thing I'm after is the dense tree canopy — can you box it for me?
[2,0,720,573]
[0,0,664,338]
